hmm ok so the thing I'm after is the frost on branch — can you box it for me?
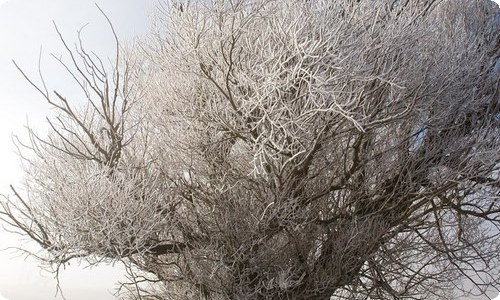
[1,0,500,299]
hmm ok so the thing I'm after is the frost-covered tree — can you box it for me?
[2,0,500,299]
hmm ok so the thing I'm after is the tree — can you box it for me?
[1,0,500,299]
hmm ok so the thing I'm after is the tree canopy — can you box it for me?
[1,0,500,299]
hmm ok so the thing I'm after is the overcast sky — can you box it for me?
[0,1,500,300]
[0,1,155,299]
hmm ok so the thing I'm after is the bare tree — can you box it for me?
[1,0,500,299]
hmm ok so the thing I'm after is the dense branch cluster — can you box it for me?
[1,0,500,299]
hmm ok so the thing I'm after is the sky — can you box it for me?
[0,1,155,299]
[0,0,499,300]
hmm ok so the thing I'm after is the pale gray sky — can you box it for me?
[0,1,155,299]
[1,0,500,300]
